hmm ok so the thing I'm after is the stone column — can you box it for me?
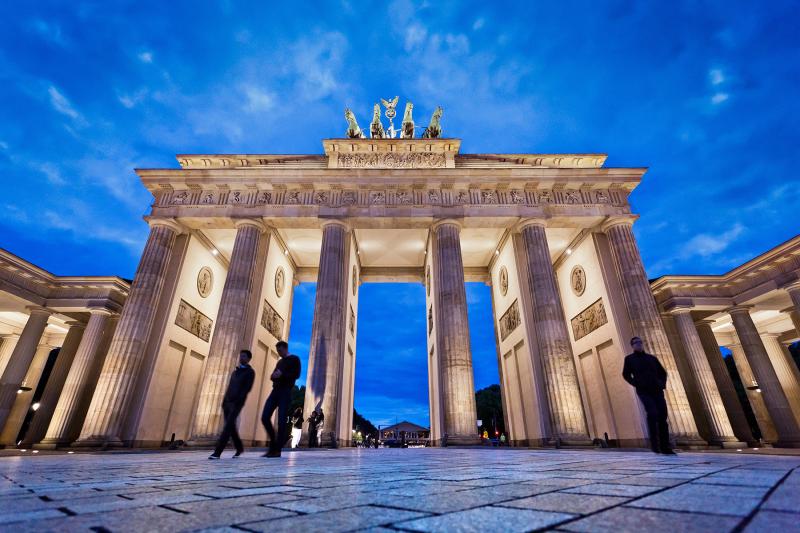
[0,307,52,433]
[519,220,589,444]
[20,321,86,446]
[728,342,777,443]
[602,217,702,445]
[695,321,755,444]
[303,220,351,446]
[728,306,800,447]
[75,219,182,447]
[670,308,741,446]
[38,310,112,448]
[191,219,268,442]
[430,220,480,445]
[762,333,800,425]
[786,282,800,332]
[0,334,20,377]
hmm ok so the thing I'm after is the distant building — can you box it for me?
[380,421,430,446]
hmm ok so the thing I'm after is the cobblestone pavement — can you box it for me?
[0,448,799,532]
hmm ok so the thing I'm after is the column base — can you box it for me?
[674,435,708,449]
[33,438,66,450]
[715,440,748,449]
[184,437,218,447]
[443,434,482,446]
[71,435,124,449]
[774,439,800,449]
[547,436,594,448]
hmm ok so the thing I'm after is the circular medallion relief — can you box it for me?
[499,266,509,296]
[571,265,587,296]
[274,266,285,298]
[426,265,431,296]
[352,266,358,296]
[197,267,213,298]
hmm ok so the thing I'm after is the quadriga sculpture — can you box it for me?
[344,108,365,139]
[422,106,443,139]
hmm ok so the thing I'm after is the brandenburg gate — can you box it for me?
[16,102,748,450]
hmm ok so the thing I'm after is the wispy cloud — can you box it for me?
[138,51,153,63]
[711,92,729,105]
[680,223,745,259]
[47,85,86,125]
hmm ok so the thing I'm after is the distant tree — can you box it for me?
[353,408,377,435]
[475,384,505,435]
[290,385,305,415]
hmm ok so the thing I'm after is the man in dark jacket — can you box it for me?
[209,349,255,459]
[622,337,675,455]
[262,341,301,457]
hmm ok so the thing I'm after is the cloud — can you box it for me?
[47,85,86,125]
[711,92,729,105]
[709,68,725,86]
[681,223,745,258]
[117,88,148,109]
[138,51,153,63]
[30,19,67,46]
[243,85,275,112]
[37,162,66,185]
[473,18,485,30]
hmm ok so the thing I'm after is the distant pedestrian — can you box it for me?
[500,433,506,446]
[261,341,301,458]
[307,409,324,448]
[622,336,675,455]
[209,350,255,460]
[289,407,303,448]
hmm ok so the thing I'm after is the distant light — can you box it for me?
[31,402,41,411]
[20,449,27,452]
[32,450,39,454]
[284,249,289,256]
[566,248,573,256]
[16,389,22,394]
[753,447,760,450]
[67,451,75,454]
[495,250,499,256]
[211,249,219,256]
[736,449,742,452]
[755,388,762,393]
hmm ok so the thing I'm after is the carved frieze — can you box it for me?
[499,266,509,296]
[571,298,608,341]
[337,152,446,169]
[571,265,586,296]
[274,266,285,298]
[260,300,285,340]
[197,267,213,298]
[175,299,213,342]
[499,299,521,341]
[165,187,620,208]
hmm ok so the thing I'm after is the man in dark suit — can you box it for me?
[262,341,301,458]
[622,337,676,455]
[209,349,255,459]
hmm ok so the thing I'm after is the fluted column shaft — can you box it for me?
[431,221,479,445]
[76,220,180,446]
[21,322,86,446]
[695,321,754,444]
[729,307,800,447]
[671,309,739,445]
[39,310,111,447]
[0,308,51,432]
[520,221,589,443]
[191,220,267,441]
[761,333,800,425]
[303,221,350,446]
[603,219,701,443]
[728,343,777,442]
[786,283,800,334]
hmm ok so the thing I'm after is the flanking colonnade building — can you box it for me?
[0,135,799,449]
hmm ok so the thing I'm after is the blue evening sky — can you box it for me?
[1,1,798,427]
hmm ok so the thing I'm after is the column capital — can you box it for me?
[233,217,268,233]
[694,318,717,327]
[87,307,115,317]
[431,218,463,231]
[759,332,780,340]
[783,279,800,292]
[666,305,694,316]
[600,214,639,233]
[64,320,86,329]
[319,218,351,231]
[515,218,547,232]
[727,305,753,316]
[146,217,184,234]
[25,306,53,317]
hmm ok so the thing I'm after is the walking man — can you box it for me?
[622,337,676,455]
[289,407,303,448]
[209,349,255,459]
[261,341,301,458]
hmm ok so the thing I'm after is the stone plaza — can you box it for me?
[1,447,799,532]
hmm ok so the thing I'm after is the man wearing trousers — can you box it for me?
[209,349,255,459]
[262,341,301,457]
[622,336,676,455]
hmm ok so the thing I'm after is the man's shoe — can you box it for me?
[660,449,677,455]
[262,450,281,458]
[208,454,221,460]
[233,450,242,458]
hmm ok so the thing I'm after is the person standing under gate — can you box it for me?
[261,341,301,458]
[289,407,303,448]
[622,336,676,455]
[209,349,255,459]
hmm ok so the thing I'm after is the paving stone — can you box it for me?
[762,478,800,513]
[396,505,575,532]
[240,504,427,532]
[744,510,800,531]
[561,506,742,533]
[499,492,630,514]
[627,483,769,516]
[0,508,68,525]
[561,482,660,497]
